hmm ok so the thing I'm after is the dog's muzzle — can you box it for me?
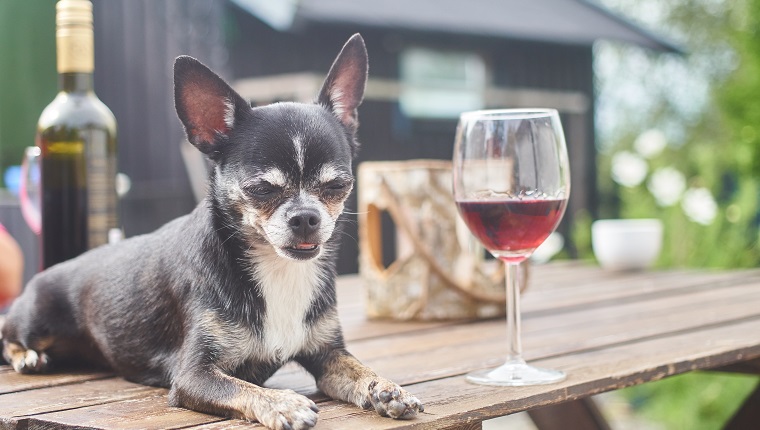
[282,209,323,260]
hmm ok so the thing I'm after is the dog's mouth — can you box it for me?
[291,243,319,251]
[282,243,321,260]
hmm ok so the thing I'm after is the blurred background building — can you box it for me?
[0,0,676,278]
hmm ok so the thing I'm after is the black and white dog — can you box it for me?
[2,34,423,430]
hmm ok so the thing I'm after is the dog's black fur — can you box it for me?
[1,34,422,430]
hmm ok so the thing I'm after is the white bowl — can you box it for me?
[591,219,663,271]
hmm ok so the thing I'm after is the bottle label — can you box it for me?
[84,131,118,248]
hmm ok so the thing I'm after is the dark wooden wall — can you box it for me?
[92,0,228,237]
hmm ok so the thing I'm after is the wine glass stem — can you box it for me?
[505,261,525,364]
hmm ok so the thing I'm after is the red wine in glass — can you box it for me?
[456,198,567,263]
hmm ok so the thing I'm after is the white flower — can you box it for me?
[681,187,718,225]
[634,129,668,158]
[648,167,686,207]
[611,151,648,187]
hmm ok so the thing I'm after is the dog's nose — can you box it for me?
[288,209,321,237]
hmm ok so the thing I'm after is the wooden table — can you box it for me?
[1,262,759,429]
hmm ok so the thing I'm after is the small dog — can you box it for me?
[2,34,422,430]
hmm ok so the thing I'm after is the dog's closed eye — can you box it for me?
[320,180,352,199]
[246,183,282,198]
[324,180,348,191]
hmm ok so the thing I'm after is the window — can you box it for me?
[399,47,487,119]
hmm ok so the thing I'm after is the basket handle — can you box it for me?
[373,178,508,304]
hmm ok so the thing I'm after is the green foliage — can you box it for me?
[587,0,760,270]
[620,372,759,430]
[720,0,760,177]
[0,1,57,188]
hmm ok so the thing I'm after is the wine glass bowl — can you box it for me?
[453,108,570,386]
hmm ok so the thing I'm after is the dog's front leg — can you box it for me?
[169,365,319,430]
[299,348,423,419]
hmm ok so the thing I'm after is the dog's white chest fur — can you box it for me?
[250,246,324,361]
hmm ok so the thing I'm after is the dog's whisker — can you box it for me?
[335,230,359,246]
[220,230,240,246]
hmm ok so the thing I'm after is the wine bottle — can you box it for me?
[36,0,118,269]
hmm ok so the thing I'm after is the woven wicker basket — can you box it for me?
[358,160,527,321]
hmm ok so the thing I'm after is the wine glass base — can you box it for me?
[466,360,566,386]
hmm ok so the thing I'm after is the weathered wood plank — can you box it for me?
[0,367,112,395]
[519,267,759,317]
[340,314,453,343]
[3,265,760,430]
[0,378,163,429]
[25,393,225,430]
[0,378,160,416]
[336,282,760,386]
[181,419,267,429]
[523,279,760,335]
[336,267,760,342]
[712,357,760,375]
[300,317,760,429]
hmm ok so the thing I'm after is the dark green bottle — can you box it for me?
[36,0,117,269]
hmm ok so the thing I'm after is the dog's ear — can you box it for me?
[174,56,248,155]
[317,34,368,138]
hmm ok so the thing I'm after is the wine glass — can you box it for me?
[453,108,570,386]
[20,146,42,235]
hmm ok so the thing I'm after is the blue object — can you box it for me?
[4,165,21,196]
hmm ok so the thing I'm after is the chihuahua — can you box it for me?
[2,34,423,430]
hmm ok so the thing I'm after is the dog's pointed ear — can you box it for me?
[174,56,248,155]
[317,34,368,136]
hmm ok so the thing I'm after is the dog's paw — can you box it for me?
[4,343,50,374]
[366,378,423,420]
[254,389,319,430]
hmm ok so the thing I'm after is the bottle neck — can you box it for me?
[59,72,93,93]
